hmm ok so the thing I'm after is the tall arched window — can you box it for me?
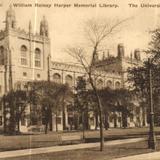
[21,45,27,65]
[106,80,112,88]
[115,81,121,89]
[53,73,61,83]
[0,46,4,65]
[65,75,73,87]
[35,48,41,67]
[97,79,103,89]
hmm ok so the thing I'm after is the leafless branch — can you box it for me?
[84,17,132,47]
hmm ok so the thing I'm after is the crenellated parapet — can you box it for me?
[123,56,142,65]
[95,56,118,66]
[10,27,50,43]
[15,27,28,36]
[51,61,84,73]
[94,67,121,77]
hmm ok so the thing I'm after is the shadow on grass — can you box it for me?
[117,146,148,150]
[85,135,146,143]
[33,140,58,143]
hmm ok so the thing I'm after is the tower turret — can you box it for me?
[134,49,141,60]
[117,43,125,59]
[5,5,16,30]
[29,20,32,34]
[40,16,49,37]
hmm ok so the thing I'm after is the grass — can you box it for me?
[1,140,159,160]
[0,127,160,152]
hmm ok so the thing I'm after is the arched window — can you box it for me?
[65,75,73,87]
[76,76,83,82]
[106,80,112,88]
[85,78,92,89]
[97,79,103,89]
[35,48,41,67]
[21,45,27,65]
[115,81,121,89]
[0,46,4,65]
[16,83,21,90]
[53,73,61,83]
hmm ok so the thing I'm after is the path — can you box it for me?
[0,138,144,159]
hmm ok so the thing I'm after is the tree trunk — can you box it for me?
[56,112,58,132]
[122,112,127,128]
[85,108,89,130]
[49,107,53,131]
[74,115,78,130]
[114,114,117,128]
[3,96,7,133]
[17,116,20,133]
[10,99,16,134]
[89,75,104,151]
[62,105,66,131]
[104,113,109,130]
[49,112,53,131]
[45,121,48,134]
[99,106,104,151]
[82,111,85,140]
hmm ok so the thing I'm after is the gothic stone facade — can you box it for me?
[0,7,147,132]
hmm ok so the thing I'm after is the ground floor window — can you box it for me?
[118,117,121,123]
[90,117,94,125]
[130,115,134,122]
[21,114,26,126]
[68,117,74,125]
[56,117,61,124]
[109,116,113,123]
[30,105,42,125]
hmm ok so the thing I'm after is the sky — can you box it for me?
[0,0,160,63]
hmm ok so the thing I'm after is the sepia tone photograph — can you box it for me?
[0,0,160,159]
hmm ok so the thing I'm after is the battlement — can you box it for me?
[0,27,50,43]
[94,49,142,68]
[9,27,50,42]
[123,56,142,65]
[51,61,84,73]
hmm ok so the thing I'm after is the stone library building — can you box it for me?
[0,6,147,132]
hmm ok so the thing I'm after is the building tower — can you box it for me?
[5,5,16,30]
[40,16,49,37]
[117,43,125,59]
[29,20,32,34]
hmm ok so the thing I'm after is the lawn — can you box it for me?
[0,127,160,152]
[1,140,159,160]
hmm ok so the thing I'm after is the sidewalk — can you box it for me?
[0,137,144,159]
[113,151,160,160]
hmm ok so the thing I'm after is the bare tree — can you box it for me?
[66,18,130,151]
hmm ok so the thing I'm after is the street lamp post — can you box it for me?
[148,58,156,150]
